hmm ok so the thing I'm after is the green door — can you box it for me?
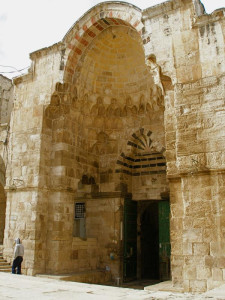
[158,200,171,280]
[123,198,137,282]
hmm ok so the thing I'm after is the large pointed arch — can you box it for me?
[62,2,144,83]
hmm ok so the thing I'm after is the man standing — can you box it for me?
[12,238,24,274]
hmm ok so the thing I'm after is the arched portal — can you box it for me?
[42,2,170,282]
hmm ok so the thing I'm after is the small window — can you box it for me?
[73,202,86,239]
[75,202,85,219]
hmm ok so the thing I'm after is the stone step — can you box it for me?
[0,265,11,269]
[0,268,11,273]
[0,264,11,271]
[0,261,10,266]
[0,258,10,264]
[0,250,11,273]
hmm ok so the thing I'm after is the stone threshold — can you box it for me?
[144,280,184,293]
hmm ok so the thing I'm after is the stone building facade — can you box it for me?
[1,0,225,293]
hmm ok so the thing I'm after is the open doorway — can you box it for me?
[140,202,159,279]
[138,200,171,281]
[123,199,171,283]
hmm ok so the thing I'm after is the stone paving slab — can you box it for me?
[0,272,225,299]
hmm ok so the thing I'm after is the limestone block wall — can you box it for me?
[44,187,122,279]
[3,190,39,272]
[142,0,225,292]
[86,197,122,277]
[170,173,225,292]
[169,178,183,284]
[172,11,225,293]
[71,237,98,272]
[3,45,64,274]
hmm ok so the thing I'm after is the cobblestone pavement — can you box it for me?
[0,272,225,299]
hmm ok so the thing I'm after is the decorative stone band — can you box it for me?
[116,152,166,176]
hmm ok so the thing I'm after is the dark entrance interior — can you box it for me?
[139,200,171,281]
[141,202,159,279]
[123,198,137,282]
[123,199,170,283]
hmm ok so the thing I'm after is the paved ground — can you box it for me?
[0,272,225,299]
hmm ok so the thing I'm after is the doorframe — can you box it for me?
[136,199,171,281]
[122,198,171,282]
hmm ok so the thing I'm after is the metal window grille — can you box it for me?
[75,202,85,219]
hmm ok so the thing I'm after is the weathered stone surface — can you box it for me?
[0,0,224,292]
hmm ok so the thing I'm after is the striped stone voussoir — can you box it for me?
[63,5,144,82]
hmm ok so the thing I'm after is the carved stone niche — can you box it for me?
[55,82,69,93]
[50,82,74,107]
[50,93,60,106]
[81,174,96,185]
[91,96,105,117]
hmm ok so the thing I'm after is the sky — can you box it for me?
[0,0,224,79]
